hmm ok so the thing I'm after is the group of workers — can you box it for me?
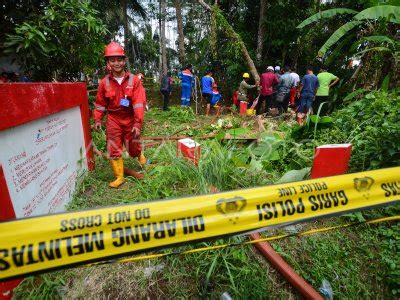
[160,63,339,123]
[237,65,339,121]
[160,65,223,115]
[93,41,339,189]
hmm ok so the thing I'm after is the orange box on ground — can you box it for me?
[311,144,352,179]
[177,138,201,165]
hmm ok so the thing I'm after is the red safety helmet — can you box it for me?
[104,41,125,58]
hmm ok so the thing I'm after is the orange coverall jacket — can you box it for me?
[94,72,146,158]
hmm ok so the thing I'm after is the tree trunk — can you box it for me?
[158,3,162,77]
[240,41,259,82]
[131,38,137,66]
[210,5,217,60]
[293,37,300,71]
[256,0,266,66]
[197,0,211,10]
[121,0,131,70]
[315,0,321,12]
[175,0,186,65]
[197,1,259,82]
[160,0,168,76]
[221,20,259,82]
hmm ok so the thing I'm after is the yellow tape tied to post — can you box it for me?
[0,167,399,281]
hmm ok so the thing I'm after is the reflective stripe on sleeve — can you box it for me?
[133,103,144,109]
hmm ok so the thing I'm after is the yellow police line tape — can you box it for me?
[104,215,399,265]
[0,167,399,281]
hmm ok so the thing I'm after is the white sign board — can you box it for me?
[0,106,87,218]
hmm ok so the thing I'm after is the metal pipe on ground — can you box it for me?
[123,167,144,179]
[209,185,322,299]
[249,145,352,298]
[250,233,323,299]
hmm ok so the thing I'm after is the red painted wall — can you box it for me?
[0,83,94,299]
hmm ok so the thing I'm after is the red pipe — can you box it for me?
[249,145,350,298]
[250,233,323,300]
[207,187,322,298]
[124,167,144,179]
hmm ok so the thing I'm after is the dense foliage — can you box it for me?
[1,0,398,88]
[289,90,400,171]
[3,0,107,81]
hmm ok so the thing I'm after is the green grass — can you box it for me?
[14,104,399,299]
[271,221,391,298]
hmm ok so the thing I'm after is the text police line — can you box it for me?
[0,167,398,281]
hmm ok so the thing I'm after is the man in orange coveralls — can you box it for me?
[94,41,146,188]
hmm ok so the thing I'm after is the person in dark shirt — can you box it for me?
[297,66,319,119]
[0,72,9,83]
[160,71,173,111]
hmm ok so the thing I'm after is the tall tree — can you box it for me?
[92,0,146,69]
[256,0,267,65]
[175,0,186,65]
[160,0,168,75]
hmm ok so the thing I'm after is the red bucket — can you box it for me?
[240,101,247,116]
